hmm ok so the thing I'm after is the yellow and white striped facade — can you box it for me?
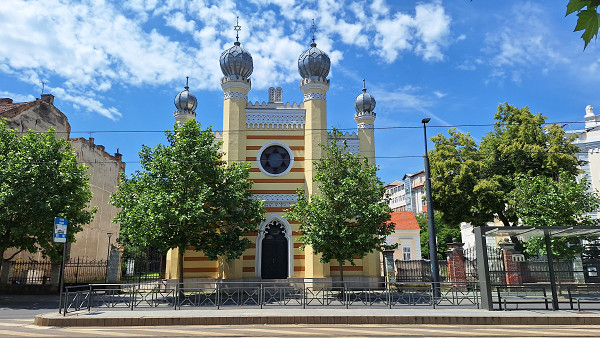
[166,67,379,282]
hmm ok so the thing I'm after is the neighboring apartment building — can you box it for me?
[0,94,125,261]
[385,170,427,215]
[567,105,600,220]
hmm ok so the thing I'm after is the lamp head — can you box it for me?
[422,118,431,124]
[107,232,113,238]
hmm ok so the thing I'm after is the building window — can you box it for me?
[402,247,411,261]
[257,142,294,176]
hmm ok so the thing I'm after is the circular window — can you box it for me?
[257,143,294,176]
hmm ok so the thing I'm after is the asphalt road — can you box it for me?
[0,294,59,320]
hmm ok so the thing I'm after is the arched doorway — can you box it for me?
[260,219,289,279]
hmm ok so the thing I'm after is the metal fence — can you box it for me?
[394,259,449,282]
[61,280,481,314]
[7,259,107,285]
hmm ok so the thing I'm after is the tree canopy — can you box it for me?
[0,119,94,263]
[286,130,394,281]
[510,171,599,258]
[417,212,461,260]
[111,120,264,283]
[429,103,581,228]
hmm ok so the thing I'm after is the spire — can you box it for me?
[234,16,241,46]
[310,18,317,47]
[184,76,189,91]
[362,79,366,93]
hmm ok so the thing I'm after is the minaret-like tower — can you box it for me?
[299,20,330,197]
[220,17,253,165]
[173,77,197,124]
[298,20,331,278]
[354,80,376,164]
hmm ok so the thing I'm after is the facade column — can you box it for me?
[301,76,330,278]
[221,75,251,279]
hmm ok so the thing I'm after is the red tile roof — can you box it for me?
[388,211,420,230]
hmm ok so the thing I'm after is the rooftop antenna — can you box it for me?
[310,19,317,44]
[40,81,47,95]
[234,16,241,43]
[185,76,189,90]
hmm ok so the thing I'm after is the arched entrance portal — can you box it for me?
[260,219,289,279]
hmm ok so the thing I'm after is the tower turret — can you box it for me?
[174,77,197,124]
[221,17,252,167]
[354,79,376,164]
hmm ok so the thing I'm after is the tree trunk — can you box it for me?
[497,210,511,227]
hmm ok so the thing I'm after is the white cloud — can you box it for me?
[482,2,568,82]
[0,91,35,103]
[0,0,454,119]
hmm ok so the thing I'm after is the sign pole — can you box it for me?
[54,217,68,314]
[58,240,67,314]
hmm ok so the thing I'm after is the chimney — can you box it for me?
[41,94,54,105]
[0,98,13,104]
[115,148,123,162]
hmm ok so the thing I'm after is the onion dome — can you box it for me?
[174,77,197,113]
[219,17,253,79]
[298,20,330,79]
[355,80,376,114]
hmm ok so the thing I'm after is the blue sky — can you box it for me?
[1,0,599,184]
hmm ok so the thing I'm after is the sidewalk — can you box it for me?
[34,307,600,327]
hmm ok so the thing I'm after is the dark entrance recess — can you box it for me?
[261,220,288,279]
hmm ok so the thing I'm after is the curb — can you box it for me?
[34,314,600,327]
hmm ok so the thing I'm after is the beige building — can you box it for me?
[0,94,124,261]
[165,30,380,281]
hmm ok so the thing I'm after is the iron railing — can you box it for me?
[61,280,481,315]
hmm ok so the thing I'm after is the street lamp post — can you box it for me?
[106,232,113,283]
[422,118,440,290]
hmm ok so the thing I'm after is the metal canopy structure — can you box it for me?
[484,226,600,239]
[475,226,600,311]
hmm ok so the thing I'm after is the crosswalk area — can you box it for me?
[0,321,599,337]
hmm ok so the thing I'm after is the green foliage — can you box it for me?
[509,171,599,228]
[111,120,264,282]
[0,119,95,263]
[429,103,581,228]
[509,171,599,258]
[417,212,461,260]
[566,0,600,49]
[286,130,395,279]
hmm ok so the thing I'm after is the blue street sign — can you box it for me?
[53,217,68,243]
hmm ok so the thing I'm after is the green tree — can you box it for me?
[417,212,461,260]
[429,103,581,228]
[111,120,264,284]
[509,171,599,257]
[286,130,395,281]
[0,119,94,264]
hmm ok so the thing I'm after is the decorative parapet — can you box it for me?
[221,75,251,93]
[251,193,298,208]
[224,91,248,101]
[329,132,360,154]
[357,123,374,130]
[300,76,330,93]
[246,111,305,129]
[303,92,326,101]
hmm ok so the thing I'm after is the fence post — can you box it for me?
[447,239,467,286]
